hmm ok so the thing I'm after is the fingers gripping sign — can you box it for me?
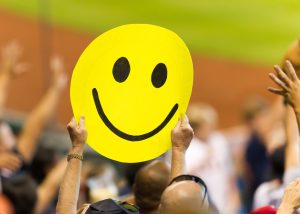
[171,115,194,152]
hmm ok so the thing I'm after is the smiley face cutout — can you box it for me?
[70,24,193,163]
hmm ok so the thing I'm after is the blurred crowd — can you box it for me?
[0,39,300,214]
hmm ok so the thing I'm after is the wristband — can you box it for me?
[67,153,83,162]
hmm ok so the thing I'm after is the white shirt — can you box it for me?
[185,132,233,211]
[253,168,300,211]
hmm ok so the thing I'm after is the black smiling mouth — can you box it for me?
[92,88,178,141]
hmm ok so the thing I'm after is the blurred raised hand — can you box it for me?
[1,41,29,77]
[50,55,67,91]
[0,152,21,172]
[17,55,68,163]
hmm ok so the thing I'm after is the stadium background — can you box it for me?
[0,0,300,128]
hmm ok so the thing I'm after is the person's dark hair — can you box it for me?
[123,162,149,187]
[269,145,285,181]
[30,144,57,184]
[133,160,170,212]
[2,173,38,214]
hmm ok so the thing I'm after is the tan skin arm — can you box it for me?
[56,117,86,214]
[265,96,285,132]
[0,41,27,117]
[284,106,300,170]
[277,178,300,214]
[34,158,68,214]
[170,115,194,180]
[17,56,67,163]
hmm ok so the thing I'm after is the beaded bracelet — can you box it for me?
[67,153,83,162]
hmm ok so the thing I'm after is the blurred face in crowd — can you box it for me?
[248,109,270,134]
[159,181,209,214]
[194,123,215,142]
[242,96,270,135]
[187,103,217,142]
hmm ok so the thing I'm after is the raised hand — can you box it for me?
[67,117,87,151]
[0,152,21,172]
[268,60,300,110]
[171,115,194,152]
[50,55,67,91]
[1,41,28,77]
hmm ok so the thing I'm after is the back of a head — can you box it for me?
[2,173,37,214]
[159,181,212,214]
[187,103,218,130]
[134,160,170,212]
[30,144,57,184]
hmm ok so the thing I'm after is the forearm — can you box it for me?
[265,97,284,131]
[17,85,62,163]
[35,158,67,214]
[56,147,83,214]
[285,106,300,169]
[170,149,186,180]
[294,107,300,137]
[0,72,12,117]
[24,85,61,128]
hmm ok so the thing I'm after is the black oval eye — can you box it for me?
[113,57,130,83]
[151,63,167,88]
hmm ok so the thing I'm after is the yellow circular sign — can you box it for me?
[70,24,193,163]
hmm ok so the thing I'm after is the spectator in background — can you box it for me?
[224,39,300,212]
[253,104,300,209]
[0,41,68,214]
[185,103,239,213]
[242,97,275,210]
[224,95,284,212]
[267,60,300,213]
[250,41,300,211]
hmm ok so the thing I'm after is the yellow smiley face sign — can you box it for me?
[70,24,193,163]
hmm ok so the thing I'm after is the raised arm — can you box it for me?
[56,117,86,214]
[0,41,27,117]
[34,158,68,214]
[269,60,300,137]
[284,106,300,170]
[17,56,67,163]
[170,115,194,180]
